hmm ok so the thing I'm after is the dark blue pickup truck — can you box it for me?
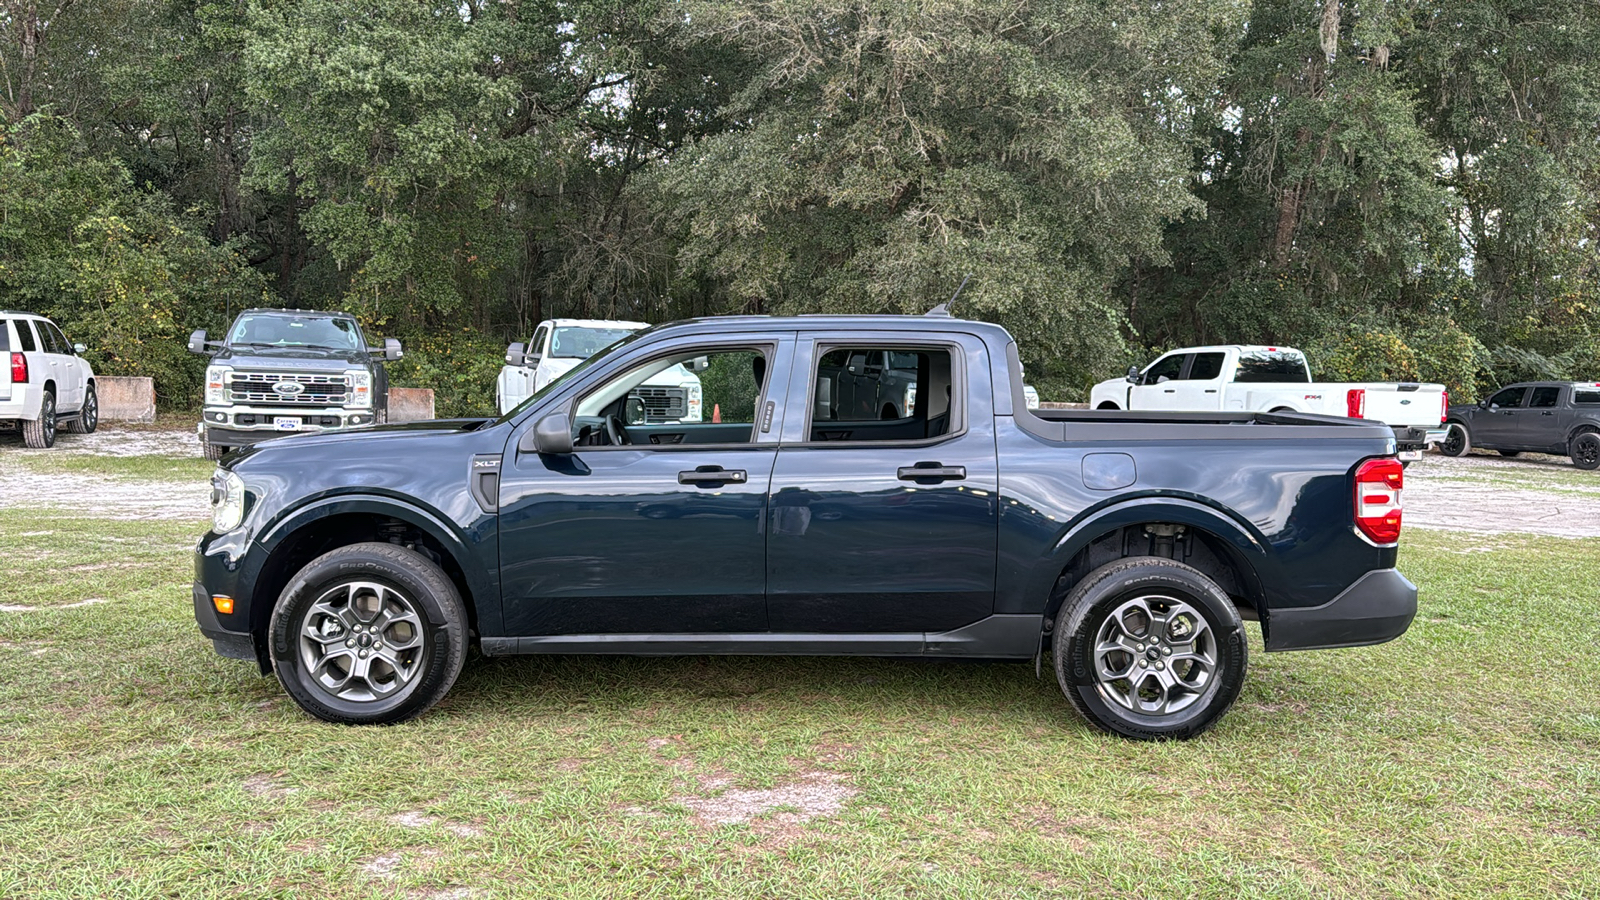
[194,314,1417,739]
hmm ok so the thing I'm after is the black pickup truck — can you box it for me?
[1441,381,1600,469]
[188,309,402,460]
[193,314,1417,740]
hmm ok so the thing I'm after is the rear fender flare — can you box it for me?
[1035,496,1270,618]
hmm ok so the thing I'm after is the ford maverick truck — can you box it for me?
[188,309,402,459]
[193,314,1417,740]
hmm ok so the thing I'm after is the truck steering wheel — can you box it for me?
[604,415,628,446]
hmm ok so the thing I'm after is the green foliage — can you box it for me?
[384,326,504,419]
[1309,327,1420,385]
[696,351,760,424]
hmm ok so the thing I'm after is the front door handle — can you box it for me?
[897,463,966,483]
[678,466,747,485]
[1163,388,1176,393]
[1542,411,1554,416]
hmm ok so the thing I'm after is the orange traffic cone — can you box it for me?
[712,404,721,423]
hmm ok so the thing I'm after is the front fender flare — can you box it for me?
[255,494,497,634]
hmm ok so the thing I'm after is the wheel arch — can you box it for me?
[1096,401,1121,410]
[1566,421,1599,444]
[1038,499,1269,634]
[249,497,492,659]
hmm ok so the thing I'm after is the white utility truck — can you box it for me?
[1089,344,1447,459]
[497,319,704,419]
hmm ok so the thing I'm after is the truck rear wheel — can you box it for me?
[1052,557,1247,741]
[1571,432,1600,471]
[268,542,467,725]
[21,391,56,448]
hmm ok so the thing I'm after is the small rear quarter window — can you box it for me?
[1575,389,1600,405]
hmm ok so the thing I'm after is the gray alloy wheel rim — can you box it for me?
[298,580,428,703]
[42,395,56,443]
[83,390,97,430]
[1092,594,1218,716]
[1444,425,1465,455]
[1577,436,1600,467]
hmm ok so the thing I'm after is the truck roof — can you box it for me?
[546,318,650,329]
[644,313,1016,343]
[236,308,356,320]
[1166,344,1304,355]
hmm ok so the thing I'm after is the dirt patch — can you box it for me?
[1405,454,1600,537]
[0,427,200,457]
[360,848,442,880]
[389,811,484,838]
[0,598,108,613]
[241,773,299,800]
[0,469,209,519]
[676,771,857,827]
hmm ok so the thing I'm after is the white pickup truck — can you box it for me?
[1090,344,1448,457]
[497,319,704,419]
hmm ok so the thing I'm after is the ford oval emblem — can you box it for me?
[273,381,305,396]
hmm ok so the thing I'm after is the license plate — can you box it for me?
[274,416,300,431]
[1398,449,1422,461]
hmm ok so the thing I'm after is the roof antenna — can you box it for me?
[926,274,971,317]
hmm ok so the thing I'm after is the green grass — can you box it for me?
[2,510,1597,898]
[0,451,215,481]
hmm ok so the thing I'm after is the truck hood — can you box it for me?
[226,418,495,465]
[212,348,372,369]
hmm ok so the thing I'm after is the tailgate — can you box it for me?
[1356,384,1445,429]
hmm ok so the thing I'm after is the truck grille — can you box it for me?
[228,372,351,405]
[631,386,685,420]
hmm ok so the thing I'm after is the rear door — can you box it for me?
[37,321,79,410]
[1524,385,1565,451]
[765,333,998,634]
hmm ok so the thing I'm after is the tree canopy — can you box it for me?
[2,0,1597,412]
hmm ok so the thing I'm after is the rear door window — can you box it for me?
[1529,386,1561,408]
[1184,352,1226,381]
[811,345,954,441]
[1489,386,1526,409]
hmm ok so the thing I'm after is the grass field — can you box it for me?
[1,503,1596,898]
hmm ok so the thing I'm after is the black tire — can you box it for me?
[880,404,898,420]
[64,385,98,434]
[1096,402,1120,410]
[22,391,56,449]
[1571,432,1600,471]
[1052,557,1247,741]
[202,435,226,461]
[1498,450,1521,458]
[269,542,468,725]
[1440,422,1470,457]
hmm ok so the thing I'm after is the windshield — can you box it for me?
[229,314,363,351]
[1234,350,1310,383]
[496,330,644,423]
[550,326,638,359]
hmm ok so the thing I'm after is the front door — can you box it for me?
[1129,352,1189,410]
[765,335,999,634]
[497,339,792,636]
[1477,385,1528,448]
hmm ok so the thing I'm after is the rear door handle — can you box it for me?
[1163,389,1176,393]
[1542,411,1554,416]
[897,463,966,483]
[678,466,746,485]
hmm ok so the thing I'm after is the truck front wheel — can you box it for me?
[1052,557,1247,740]
[268,542,467,725]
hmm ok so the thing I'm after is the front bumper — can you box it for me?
[199,404,376,446]
[194,529,270,672]
[1263,568,1418,651]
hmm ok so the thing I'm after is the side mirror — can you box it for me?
[1478,400,1489,409]
[188,329,208,355]
[1125,364,1140,384]
[73,342,86,354]
[683,355,710,373]
[520,412,573,455]
[505,342,526,366]
[383,338,403,360]
[624,396,647,426]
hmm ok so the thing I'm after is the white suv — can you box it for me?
[1,311,99,448]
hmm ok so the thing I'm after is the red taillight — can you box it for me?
[1347,388,1366,418]
[1441,391,1449,424]
[1354,457,1403,545]
[10,352,25,383]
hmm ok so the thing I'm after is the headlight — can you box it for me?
[346,369,373,408]
[904,385,917,416]
[205,365,231,406]
[210,469,248,534]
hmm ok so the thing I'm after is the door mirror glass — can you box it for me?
[624,396,647,426]
[73,342,87,354]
